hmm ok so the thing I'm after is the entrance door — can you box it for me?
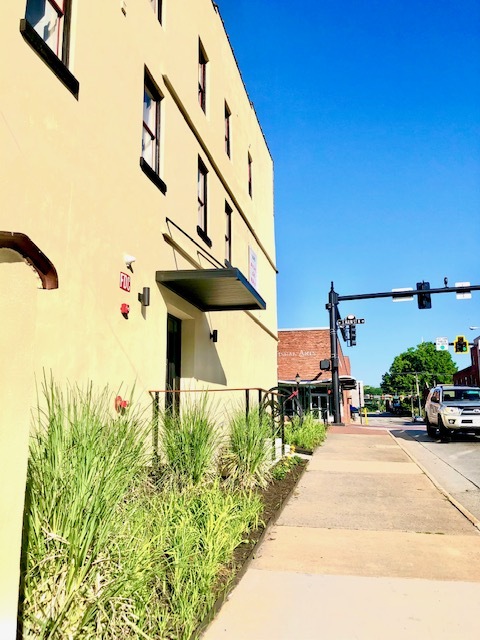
[166,314,181,413]
[311,393,330,422]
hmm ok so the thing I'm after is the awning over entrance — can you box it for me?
[155,267,266,312]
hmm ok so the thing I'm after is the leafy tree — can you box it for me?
[381,342,457,396]
[364,385,382,396]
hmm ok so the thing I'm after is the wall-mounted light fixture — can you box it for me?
[124,254,136,272]
[210,330,218,343]
[138,287,150,306]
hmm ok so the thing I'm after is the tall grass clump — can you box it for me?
[222,409,272,489]
[159,394,219,487]
[284,412,327,450]
[20,379,149,639]
[21,383,266,639]
[132,482,263,639]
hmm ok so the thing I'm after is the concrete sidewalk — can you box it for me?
[202,427,480,640]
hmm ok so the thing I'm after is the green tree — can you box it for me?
[363,385,385,411]
[364,385,382,396]
[381,342,457,396]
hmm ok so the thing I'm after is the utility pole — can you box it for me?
[415,373,422,417]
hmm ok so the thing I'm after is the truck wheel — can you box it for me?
[438,416,451,442]
[425,417,436,438]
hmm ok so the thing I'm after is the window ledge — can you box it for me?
[196,226,212,248]
[140,157,167,195]
[19,19,79,99]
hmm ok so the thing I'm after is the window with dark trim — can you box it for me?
[150,0,162,23]
[248,153,253,197]
[197,158,211,246]
[20,0,78,97]
[225,102,231,157]
[140,71,167,194]
[198,41,208,112]
[225,202,232,264]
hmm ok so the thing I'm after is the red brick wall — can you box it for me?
[453,343,480,386]
[277,328,351,381]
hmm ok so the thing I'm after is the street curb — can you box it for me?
[387,430,480,533]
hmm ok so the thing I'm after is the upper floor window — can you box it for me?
[25,0,70,62]
[248,153,253,197]
[140,71,166,194]
[225,102,231,157]
[197,158,211,246]
[21,0,78,97]
[225,202,232,264]
[198,41,208,112]
[143,77,160,172]
[150,0,162,23]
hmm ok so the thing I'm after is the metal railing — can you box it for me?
[148,387,286,460]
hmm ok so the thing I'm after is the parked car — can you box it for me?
[424,385,480,440]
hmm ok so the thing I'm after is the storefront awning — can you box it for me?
[278,375,357,390]
[155,267,266,311]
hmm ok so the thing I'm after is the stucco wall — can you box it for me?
[0,2,278,633]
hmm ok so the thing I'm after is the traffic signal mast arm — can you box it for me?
[326,281,480,425]
[336,284,480,302]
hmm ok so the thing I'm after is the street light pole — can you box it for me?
[295,372,301,422]
[327,282,342,424]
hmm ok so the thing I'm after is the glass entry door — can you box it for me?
[311,393,330,422]
[166,314,181,413]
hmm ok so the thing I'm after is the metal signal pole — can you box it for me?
[327,283,342,424]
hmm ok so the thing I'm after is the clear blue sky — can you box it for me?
[218,0,480,387]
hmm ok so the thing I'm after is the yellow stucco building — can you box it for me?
[0,1,277,635]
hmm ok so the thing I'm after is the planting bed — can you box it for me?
[198,457,308,635]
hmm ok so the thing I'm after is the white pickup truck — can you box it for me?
[424,385,480,440]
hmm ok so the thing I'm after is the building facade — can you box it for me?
[277,328,355,422]
[0,1,277,634]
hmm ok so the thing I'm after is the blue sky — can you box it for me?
[218,0,480,386]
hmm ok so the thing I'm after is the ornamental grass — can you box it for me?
[284,412,327,451]
[221,408,273,490]
[20,381,262,639]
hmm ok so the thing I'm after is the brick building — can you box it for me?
[453,336,480,386]
[277,328,356,422]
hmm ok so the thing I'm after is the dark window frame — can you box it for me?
[197,157,211,247]
[150,0,163,24]
[20,0,78,98]
[225,102,231,157]
[225,202,232,264]
[198,41,207,112]
[140,71,167,195]
[248,152,253,197]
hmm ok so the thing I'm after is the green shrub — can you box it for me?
[284,413,327,450]
[222,409,272,490]
[271,454,302,481]
[159,394,219,488]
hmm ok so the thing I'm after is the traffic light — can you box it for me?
[350,324,357,346]
[416,281,432,309]
[454,335,469,353]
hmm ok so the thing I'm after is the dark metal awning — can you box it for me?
[155,267,266,311]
